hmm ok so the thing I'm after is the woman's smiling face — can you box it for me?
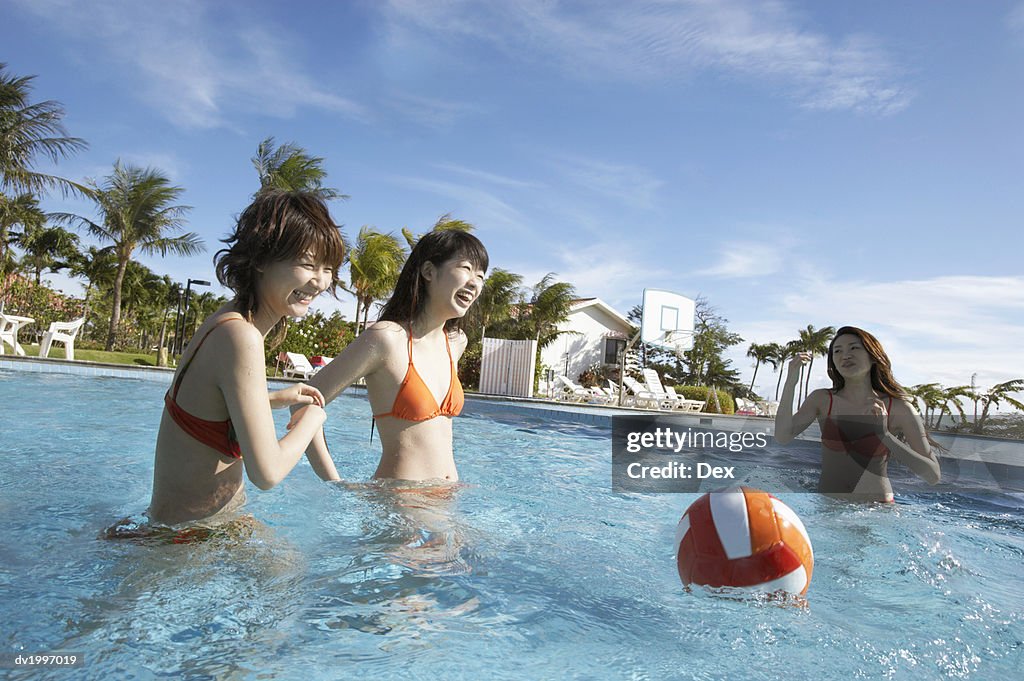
[424,257,485,318]
[257,252,334,320]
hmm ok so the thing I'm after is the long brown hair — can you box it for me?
[215,190,345,347]
[827,325,944,450]
[378,230,488,334]
[827,326,909,399]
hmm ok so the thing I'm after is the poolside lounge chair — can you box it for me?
[622,376,666,409]
[641,368,701,411]
[282,352,315,380]
[39,317,86,361]
[555,375,610,403]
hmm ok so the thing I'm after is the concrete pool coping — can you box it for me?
[3,354,1022,469]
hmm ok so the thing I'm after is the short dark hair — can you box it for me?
[215,190,345,344]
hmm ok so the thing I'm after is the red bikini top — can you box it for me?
[373,326,464,421]
[820,391,892,459]
[164,317,243,459]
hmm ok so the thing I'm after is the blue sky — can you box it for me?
[4,0,1023,399]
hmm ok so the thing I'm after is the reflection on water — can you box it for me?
[2,372,1023,679]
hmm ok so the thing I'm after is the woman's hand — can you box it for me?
[287,404,326,430]
[269,383,325,410]
[868,398,890,437]
[786,352,811,384]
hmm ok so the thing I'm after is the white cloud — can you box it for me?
[385,174,531,233]
[381,0,910,114]
[387,93,484,129]
[1009,2,1024,37]
[432,163,540,189]
[544,153,664,210]
[734,274,1024,396]
[12,0,365,129]
[693,241,785,278]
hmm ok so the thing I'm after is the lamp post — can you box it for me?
[175,278,210,355]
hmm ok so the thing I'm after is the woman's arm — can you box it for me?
[216,324,328,490]
[269,383,325,410]
[884,398,941,485]
[291,324,395,478]
[774,353,822,443]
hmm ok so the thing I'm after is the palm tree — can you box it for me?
[251,136,346,200]
[768,341,794,400]
[13,223,80,284]
[1,192,46,275]
[475,268,522,342]
[345,226,405,333]
[909,383,944,427]
[0,64,87,267]
[797,324,835,404]
[68,245,117,316]
[935,385,971,430]
[973,379,1024,434]
[746,342,774,392]
[517,273,576,350]
[60,162,203,349]
[401,213,475,249]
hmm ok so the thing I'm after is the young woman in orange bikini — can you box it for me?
[107,190,345,535]
[774,326,940,502]
[300,230,487,482]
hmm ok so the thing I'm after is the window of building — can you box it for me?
[604,337,626,365]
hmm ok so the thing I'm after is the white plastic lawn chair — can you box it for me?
[283,352,315,379]
[39,317,86,360]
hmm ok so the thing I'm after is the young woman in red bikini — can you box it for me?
[774,326,940,502]
[108,190,345,535]
[301,230,487,482]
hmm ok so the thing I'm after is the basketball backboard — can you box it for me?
[641,288,695,351]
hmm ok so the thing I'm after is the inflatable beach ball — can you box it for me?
[674,487,814,596]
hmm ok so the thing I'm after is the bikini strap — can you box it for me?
[826,390,833,416]
[888,396,893,411]
[171,316,245,399]
[406,324,415,366]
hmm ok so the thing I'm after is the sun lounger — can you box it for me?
[283,352,315,380]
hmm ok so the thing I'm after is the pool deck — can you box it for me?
[3,354,1021,472]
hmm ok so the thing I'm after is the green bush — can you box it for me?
[460,342,482,390]
[673,385,735,414]
[272,311,355,364]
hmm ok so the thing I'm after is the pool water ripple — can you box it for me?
[2,370,1023,678]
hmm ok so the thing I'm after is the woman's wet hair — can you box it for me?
[378,230,488,333]
[827,326,908,399]
[215,190,345,346]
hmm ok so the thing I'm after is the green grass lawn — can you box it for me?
[19,344,283,377]
[22,344,161,366]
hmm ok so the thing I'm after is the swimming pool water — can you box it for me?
[1,369,1022,679]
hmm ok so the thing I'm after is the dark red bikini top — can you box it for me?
[164,317,243,459]
[820,391,892,459]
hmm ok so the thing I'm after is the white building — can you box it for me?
[539,298,633,387]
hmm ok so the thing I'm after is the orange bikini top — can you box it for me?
[373,326,464,421]
[820,391,892,459]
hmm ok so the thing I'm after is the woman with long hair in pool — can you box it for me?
[300,229,487,482]
[774,326,940,502]
[108,190,345,536]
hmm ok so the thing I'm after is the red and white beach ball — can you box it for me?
[674,487,814,596]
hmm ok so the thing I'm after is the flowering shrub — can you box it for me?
[0,273,84,340]
[271,311,355,364]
